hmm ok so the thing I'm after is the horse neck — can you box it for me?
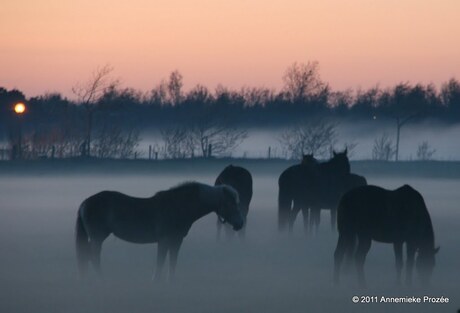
[189,184,221,221]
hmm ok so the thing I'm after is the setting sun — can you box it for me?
[14,102,26,114]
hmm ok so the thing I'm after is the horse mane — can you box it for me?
[153,181,239,206]
[219,184,240,203]
[152,181,202,200]
[301,154,318,166]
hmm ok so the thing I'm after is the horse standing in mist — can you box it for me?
[309,172,367,233]
[75,182,244,281]
[278,150,352,234]
[333,185,439,287]
[277,154,319,232]
[215,165,253,239]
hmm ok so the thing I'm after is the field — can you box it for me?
[0,160,458,313]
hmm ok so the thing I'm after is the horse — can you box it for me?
[75,182,244,281]
[283,149,351,234]
[307,149,351,233]
[215,165,253,239]
[278,154,318,232]
[333,185,439,287]
[310,172,367,232]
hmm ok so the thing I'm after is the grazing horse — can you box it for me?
[278,154,318,232]
[310,172,367,232]
[75,182,244,280]
[215,165,253,239]
[333,185,439,287]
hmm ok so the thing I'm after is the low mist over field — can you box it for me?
[0,165,458,313]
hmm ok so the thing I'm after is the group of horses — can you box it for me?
[76,150,439,286]
[278,149,367,234]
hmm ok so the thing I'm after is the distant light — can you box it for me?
[373,115,377,120]
[14,103,26,114]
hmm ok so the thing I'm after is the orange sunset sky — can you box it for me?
[1,0,459,98]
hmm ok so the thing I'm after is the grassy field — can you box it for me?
[0,164,458,313]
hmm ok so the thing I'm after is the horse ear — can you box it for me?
[333,150,337,157]
[435,246,440,254]
[344,147,348,155]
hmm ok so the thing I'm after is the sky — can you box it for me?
[1,0,459,98]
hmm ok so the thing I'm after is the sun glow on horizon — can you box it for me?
[14,103,26,114]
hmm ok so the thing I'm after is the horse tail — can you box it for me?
[75,211,90,277]
[278,181,291,232]
[337,196,356,271]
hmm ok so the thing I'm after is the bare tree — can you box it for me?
[280,119,337,159]
[372,133,395,161]
[282,61,327,103]
[72,64,119,156]
[160,126,190,159]
[342,141,358,159]
[416,141,436,160]
[92,123,140,159]
[189,117,248,157]
[160,116,247,159]
[167,70,184,106]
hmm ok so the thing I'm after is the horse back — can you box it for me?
[216,165,253,207]
[79,191,161,243]
[337,185,415,242]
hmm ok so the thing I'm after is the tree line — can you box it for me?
[0,62,459,159]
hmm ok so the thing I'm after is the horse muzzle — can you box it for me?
[232,215,244,231]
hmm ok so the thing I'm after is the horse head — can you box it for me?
[301,154,318,166]
[416,246,440,285]
[218,185,244,231]
[331,148,350,175]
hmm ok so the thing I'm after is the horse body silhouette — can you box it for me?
[310,172,367,232]
[215,165,253,238]
[278,154,319,232]
[278,150,351,234]
[334,184,439,287]
[76,182,243,280]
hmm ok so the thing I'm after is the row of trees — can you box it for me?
[0,62,458,160]
[2,62,460,129]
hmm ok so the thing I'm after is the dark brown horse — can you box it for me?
[280,150,351,234]
[76,182,243,281]
[215,165,253,238]
[334,185,439,287]
[278,154,319,232]
[310,172,367,233]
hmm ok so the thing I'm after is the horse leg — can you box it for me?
[153,240,168,281]
[168,237,184,282]
[330,208,337,231]
[89,240,104,277]
[289,203,301,234]
[301,207,309,235]
[216,217,223,241]
[224,223,235,239]
[238,215,247,240]
[393,242,403,285]
[405,243,416,286]
[278,194,291,232]
[355,236,371,288]
[312,208,320,235]
[309,208,316,235]
[334,232,352,284]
